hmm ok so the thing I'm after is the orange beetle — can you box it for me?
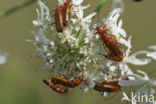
[94,77,129,93]
[43,76,83,94]
[62,0,72,26]
[94,78,120,93]
[54,6,65,32]
[96,26,123,61]
[43,78,68,94]
[52,76,84,88]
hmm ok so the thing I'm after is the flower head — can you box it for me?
[31,0,156,100]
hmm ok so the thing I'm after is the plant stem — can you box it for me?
[93,0,109,19]
[95,0,109,13]
[0,0,37,21]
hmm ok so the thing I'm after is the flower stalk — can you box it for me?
[0,0,37,20]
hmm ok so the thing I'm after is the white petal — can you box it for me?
[119,37,130,48]
[32,20,39,26]
[136,70,149,80]
[146,52,156,60]
[70,18,77,24]
[72,0,84,5]
[109,8,122,18]
[113,13,120,26]
[103,8,126,38]
[119,64,134,75]
[128,51,151,65]
[81,4,90,10]
[118,19,123,28]
[121,36,132,57]
[84,12,96,22]
[119,79,145,86]
[33,0,50,27]
[76,6,83,18]
[109,65,117,72]
[116,28,127,37]
[128,57,151,65]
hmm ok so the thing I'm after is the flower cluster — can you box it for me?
[31,0,156,103]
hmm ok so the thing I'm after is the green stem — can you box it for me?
[93,0,109,19]
[0,0,37,20]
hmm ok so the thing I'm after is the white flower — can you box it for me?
[103,8,126,38]
[33,0,50,28]
[58,29,79,48]
[0,52,8,65]
[71,4,96,29]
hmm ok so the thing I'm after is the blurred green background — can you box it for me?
[0,0,156,104]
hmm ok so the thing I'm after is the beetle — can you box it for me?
[54,6,65,32]
[94,78,120,93]
[94,77,129,93]
[96,26,123,61]
[43,78,68,94]
[62,0,72,26]
[51,76,84,88]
